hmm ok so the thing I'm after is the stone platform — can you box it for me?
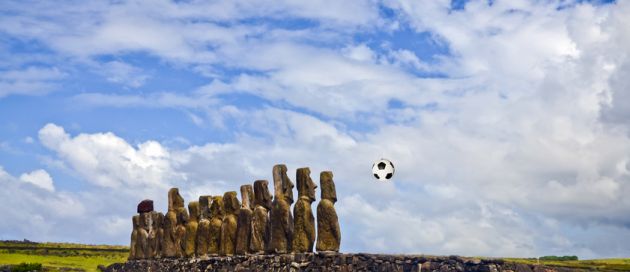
[104,252,585,272]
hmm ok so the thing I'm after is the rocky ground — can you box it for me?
[104,253,590,272]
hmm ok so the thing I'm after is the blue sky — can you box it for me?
[1,0,630,259]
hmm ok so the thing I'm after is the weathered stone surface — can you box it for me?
[149,211,163,258]
[107,254,586,272]
[196,195,212,257]
[220,191,240,256]
[184,201,199,257]
[137,199,154,213]
[129,215,139,260]
[168,188,185,211]
[250,180,272,254]
[174,207,187,258]
[316,171,340,252]
[293,167,316,253]
[199,195,212,219]
[235,185,254,255]
[161,211,178,258]
[208,196,223,256]
[137,212,152,259]
[269,164,294,254]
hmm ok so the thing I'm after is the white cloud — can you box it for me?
[71,92,218,109]
[19,169,55,192]
[38,123,180,189]
[0,66,65,98]
[97,61,149,88]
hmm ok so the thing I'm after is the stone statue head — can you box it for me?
[132,215,140,229]
[199,195,212,220]
[164,211,177,231]
[210,196,224,218]
[253,180,272,210]
[188,201,200,222]
[320,171,337,203]
[297,167,317,202]
[176,207,189,224]
[240,185,254,210]
[139,212,152,230]
[223,191,240,215]
[152,212,163,229]
[168,188,185,211]
[273,164,294,204]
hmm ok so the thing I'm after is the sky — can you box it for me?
[0,0,629,259]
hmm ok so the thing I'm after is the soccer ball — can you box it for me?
[372,158,395,181]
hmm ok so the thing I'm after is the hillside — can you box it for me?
[0,240,128,272]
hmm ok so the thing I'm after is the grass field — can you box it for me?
[507,257,630,271]
[0,240,128,272]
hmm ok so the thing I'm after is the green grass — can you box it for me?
[506,257,630,271]
[0,241,128,272]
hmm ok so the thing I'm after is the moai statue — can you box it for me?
[162,211,178,258]
[129,215,139,260]
[167,188,189,258]
[184,201,200,257]
[269,164,295,253]
[208,196,224,255]
[316,171,341,252]
[137,211,152,259]
[249,180,272,254]
[174,207,188,258]
[162,188,189,258]
[149,211,164,258]
[293,168,317,252]
[196,195,212,257]
[220,191,240,256]
[235,185,254,255]
[168,188,185,211]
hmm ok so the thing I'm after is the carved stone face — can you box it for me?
[223,191,240,215]
[164,211,177,230]
[254,180,272,210]
[140,212,152,230]
[132,215,140,229]
[188,201,200,221]
[168,188,185,210]
[210,196,224,218]
[240,185,254,210]
[176,207,189,224]
[320,171,337,203]
[152,212,163,229]
[273,164,294,204]
[297,167,317,202]
[199,195,212,220]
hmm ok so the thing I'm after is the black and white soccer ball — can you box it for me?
[372,158,395,181]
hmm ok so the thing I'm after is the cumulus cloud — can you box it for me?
[19,169,55,192]
[38,123,180,189]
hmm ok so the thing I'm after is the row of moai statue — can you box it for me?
[129,164,340,259]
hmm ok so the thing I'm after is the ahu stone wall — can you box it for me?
[104,253,584,272]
